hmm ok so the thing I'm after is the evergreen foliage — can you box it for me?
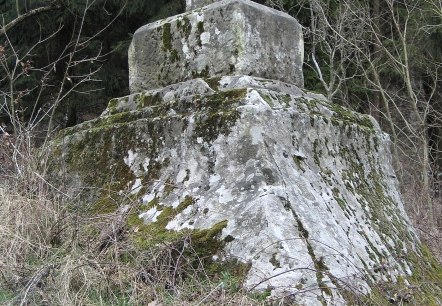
[0,0,184,130]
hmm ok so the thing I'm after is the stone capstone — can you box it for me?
[128,0,304,93]
[50,76,425,305]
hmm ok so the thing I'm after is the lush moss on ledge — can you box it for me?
[127,196,229,258]
[204,77,222,91]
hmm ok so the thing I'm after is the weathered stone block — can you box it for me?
[128,0,304,93]
[51,76,434,304]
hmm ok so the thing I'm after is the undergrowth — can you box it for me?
[1,132,441,305]
[0,134,268,306]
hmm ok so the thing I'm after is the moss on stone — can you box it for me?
[224,235,235,243]
[345,246,442,305]
[91,192,119,214]
[169,48,180,62]
[192,88,246,142]
[206,259,251,291]
[163,178,176,197]
[328,102,374,131]
[192,65,210,78]
[293,155,305,172]
[127,194,228,257]
[107,98,119,115]
[196,21,204,47]
[259,92,272,105]
[269,253,281,269]
[162,22,172,51]
[136,92,163,109]
[204,77,221,90]
[313,139,322,167]
[180,16,192,39]
[197,21,204,34]
[281,94,292,105]
[229,64,235,73]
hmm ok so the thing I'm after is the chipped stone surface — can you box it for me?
[186,0,219,11]
[128,0,303,93]
[51,76,420,305]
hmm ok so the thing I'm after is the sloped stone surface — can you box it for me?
[50,76,425,305]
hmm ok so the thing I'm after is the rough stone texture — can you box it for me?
[49,76,435,305]
[128,0,304,93]
[186,0,219,11]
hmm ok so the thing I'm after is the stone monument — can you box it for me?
[49,0,442,305]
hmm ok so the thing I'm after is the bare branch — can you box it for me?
[0,5,62,37]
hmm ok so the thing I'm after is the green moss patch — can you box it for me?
[162,22,172,51]
[204,77,221,91]
[127,196,228,259]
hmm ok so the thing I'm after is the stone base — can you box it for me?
[51,76,422,305]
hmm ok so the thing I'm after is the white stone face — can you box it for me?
[72,76,417,305]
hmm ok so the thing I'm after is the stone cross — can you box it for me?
[128,0,304,93]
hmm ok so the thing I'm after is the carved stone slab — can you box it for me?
[128,0,304,93]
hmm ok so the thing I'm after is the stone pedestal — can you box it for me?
[48,0,437,303]
[128,0,303,93]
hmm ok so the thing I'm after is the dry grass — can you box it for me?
[0,180,270,305]
[400,177,442,264]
